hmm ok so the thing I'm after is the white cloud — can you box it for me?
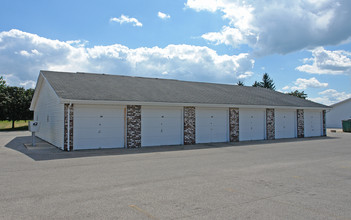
[186,0,351,55]
[110,15,143,27]
[296,47,351,75]
[17,49,41,57]
[0,29,254,88]
[283,77,328,91]
[309,89,351,105]
[2,74,36,89]
[158,12,170,20]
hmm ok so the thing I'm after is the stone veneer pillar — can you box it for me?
[266,108,275,140]
[64,103,74,151]
[322,110,326,136]
[297,109,304,138]
[126,105,141,148]
[184,106,196,145]
[229,108,239,142]
[69,104,74,151]
[64,104,69,151]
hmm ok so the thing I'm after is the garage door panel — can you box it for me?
[275,110,296,139]
[141,107,182,147]
[74,117,123,128]
[196,133,211,143]
[74,105,125,150]
[239,109,265,141]
[75,107,121,117]
[305,111,322,137]
[196,108,228,143]
[75,137,120,148]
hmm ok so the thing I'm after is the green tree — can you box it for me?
[252,81,260,87]
[0,76,5,89]
[0,76,7,120]
[252,73,275,90]
[24,88,34,120]
[2,86,34,128]
[237,81,245,86]
[287,90,307,99]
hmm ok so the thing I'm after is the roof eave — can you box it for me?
[59,98,331,110]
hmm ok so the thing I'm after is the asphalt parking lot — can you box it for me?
[1,131,351,220]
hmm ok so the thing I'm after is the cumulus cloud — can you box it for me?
[282,77,328,91]
[309,89,351,105]
[186,0,351,55]
[158,12,170,20]
[0,29,254,88]
[110,15,143,27]
[2,74,36,89]
[296,47,351,75]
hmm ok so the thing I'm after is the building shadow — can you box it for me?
[4,134,339,161]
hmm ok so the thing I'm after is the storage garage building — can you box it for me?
[326,98,351,128]
[30,71,328,151]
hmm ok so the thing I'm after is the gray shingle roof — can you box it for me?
[41,70,327,108]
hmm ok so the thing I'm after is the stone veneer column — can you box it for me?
[184,106,196,145]
[127,105,141,148]
[229,108,239,142]
[69,104,74,151]
[64,104,69,151]
[266,109,275,140]
[322,110,326,136]
[297,109,304,138]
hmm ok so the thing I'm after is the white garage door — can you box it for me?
[304,110,322,137]
[196,108,228,143]
[141,106,183,147]
[74,105,125,150]
[239,109,265,141]
[275,109,296,139]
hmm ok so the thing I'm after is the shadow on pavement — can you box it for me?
[4,134,339,161]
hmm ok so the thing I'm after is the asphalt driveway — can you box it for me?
[0,131,351,219]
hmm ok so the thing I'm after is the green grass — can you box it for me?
[0,120,29,131]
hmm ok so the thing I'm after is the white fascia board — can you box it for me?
[59,98,330,110]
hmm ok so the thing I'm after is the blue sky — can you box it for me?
[1,0,351,105]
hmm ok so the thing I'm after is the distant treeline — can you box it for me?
[0,76,34,128]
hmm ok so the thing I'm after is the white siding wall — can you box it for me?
[33,80,64,149]
[326,100,351,128]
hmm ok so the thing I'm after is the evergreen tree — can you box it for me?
[252,81,260,87]
[237,81,245,86]
[252,73,275,90]
[287,90,307,99]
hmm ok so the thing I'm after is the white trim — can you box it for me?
[59,99,330,110]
